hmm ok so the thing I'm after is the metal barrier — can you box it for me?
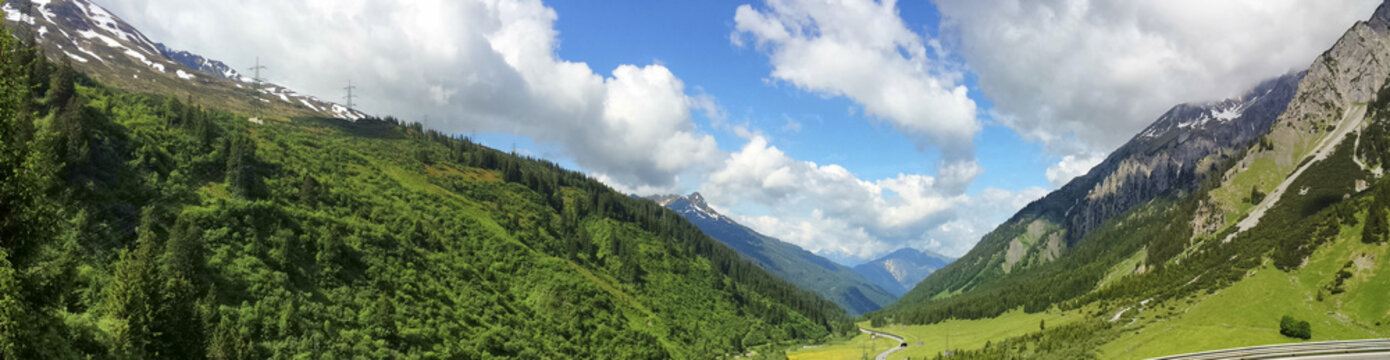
[1149,339,1390,359]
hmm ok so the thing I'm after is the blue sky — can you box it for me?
[483,0,1051,197]
[106,0,1379,264]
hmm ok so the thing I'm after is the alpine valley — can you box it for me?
[835,1,1390,359]
[5,0,1390,359]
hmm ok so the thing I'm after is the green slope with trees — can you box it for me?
[0,24,852,358]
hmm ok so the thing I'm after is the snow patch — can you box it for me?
[77,29,122,48]
[176,69,195,80]
[330,104,365,121]
[63,51,89,63]
[299,99,321,112]
[1,2,35,24]
[75,46,105,63]
[1211,102,1246,122]
[122,49,165,72]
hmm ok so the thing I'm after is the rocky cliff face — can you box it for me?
[1068,72,1304,245]
[1201,0,1390,241]
[905,66,1303,297]
[905,0,1390,302]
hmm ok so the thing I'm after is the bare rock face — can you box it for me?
[1272,12,1390,139]
[909,0,1390,300]
[1019,71,1303,254]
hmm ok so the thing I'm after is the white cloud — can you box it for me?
[732,0,982,194]
[936,0,1380,157]
[102,0,720,192]
[1045,153,1105,188]
[702,136,1043,261]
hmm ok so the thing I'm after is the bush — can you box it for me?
[1280,315,1312,340]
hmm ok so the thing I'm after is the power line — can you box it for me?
[343,80,357,108]
[247,56,267,86]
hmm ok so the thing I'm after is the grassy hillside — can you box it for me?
[0,29,852,359]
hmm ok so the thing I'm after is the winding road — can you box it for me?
[858,327,906,360]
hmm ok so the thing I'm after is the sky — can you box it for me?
[102,0,1380,265]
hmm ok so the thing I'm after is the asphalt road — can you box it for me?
[858,327,906,360]
[1149,339,1390,360]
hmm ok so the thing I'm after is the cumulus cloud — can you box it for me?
[701,136,1043,261]
[1045,152,1105,188]
[936,0,1380,158]
[103,0,720,192]
[732,0,981,194]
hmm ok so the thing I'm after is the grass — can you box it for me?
[860,310,1077,359]
[1096,220,1390,359]
[1213,156,1282,224]
[1097,247,1147,290]
[787,330,900,360]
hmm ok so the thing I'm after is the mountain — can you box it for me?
[1,0,366,120]
[649,193,898,315]
[0,2,856,358]
[852,248,953,296]
[888,68,1304,309]
[869,1,1390,357]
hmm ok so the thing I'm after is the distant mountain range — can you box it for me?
[852,248,953,296]
[649,193,913,315]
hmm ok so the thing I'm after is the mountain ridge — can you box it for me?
[852,248,953,296]
[648,192,899,315]
[1,0,367,120]
[872,4,1390,354]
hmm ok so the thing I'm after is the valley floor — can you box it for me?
[789,227,1390,359]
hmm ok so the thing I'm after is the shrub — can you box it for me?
[1280,315,1312,340]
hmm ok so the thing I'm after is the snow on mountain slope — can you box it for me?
[2,0,367,121]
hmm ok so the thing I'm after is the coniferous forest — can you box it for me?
[0,24,853,359]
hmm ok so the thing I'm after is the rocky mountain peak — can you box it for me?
[1372,0,1390,27]
[686,192,708,207]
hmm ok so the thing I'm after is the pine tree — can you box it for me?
[373,293,398,343]
[208,314,253,360]
[0,249,24,359]
[0,16,53,259]
[1365,181,1388,244]
[107,208,165,358]
[158,218,207,358]
[47,62,76,107]
[225,134,263,199]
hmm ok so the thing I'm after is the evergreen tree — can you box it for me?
[0,249,24,359]
[158,218,207,358]
[225,133,263,199]
[47,61,76,107]
[1365,181,1388,244]
[0,17,52,258]
[107,208,165,358]
[373,293,398,342]
[208,314,253,360]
